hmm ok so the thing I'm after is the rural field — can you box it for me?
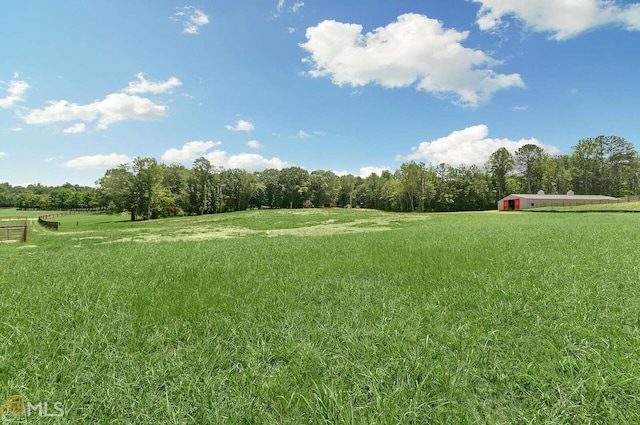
[1,208,640,423]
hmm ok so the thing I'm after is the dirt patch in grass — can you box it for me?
[265,224,391,237]
[97,220,395,244]
[171,227,257,241]
[100,226,257,244]
[92,212,432,244]
[265,219,395,237]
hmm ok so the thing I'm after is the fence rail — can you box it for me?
[0,217,28,242]
[37,211,88,231]
[0,216,31,221]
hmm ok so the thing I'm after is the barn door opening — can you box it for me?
[508,199,515,211]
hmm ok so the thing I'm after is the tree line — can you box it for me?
[1,135,637,218]
[0,182,101,210]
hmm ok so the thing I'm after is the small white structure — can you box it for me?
[498,191,618,211]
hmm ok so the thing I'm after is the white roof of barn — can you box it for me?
[504,194,618,200]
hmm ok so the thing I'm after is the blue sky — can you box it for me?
[1,0,639,186]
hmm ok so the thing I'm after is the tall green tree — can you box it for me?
[360,173,383,209]
[254,169,283,208]
[130,157,164,220]
[396,162,432,211]
[381,178,402,211]
[570,135,639,196]
[222,169,260,211]
[488,147,515,199]
[279,167,309,208]
[515,144,546,193]
[189,157,215,214]
[571,137,604,194]
[541,155,572,194]
[0,183,13,207]
[602,136,638,196]
[339,174,357,207]
[307,170,339,207]
[162,163,190,214]
[97,165,135,216]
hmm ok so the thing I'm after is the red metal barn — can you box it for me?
[498,192,618,211]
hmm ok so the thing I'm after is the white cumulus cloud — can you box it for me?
[0,78,30,109]
[473,0,640,40]
[161,140,222,162]
[95,93,167,130]
[171,6,209,35]
[331,170,350,177]
[22,74,172,130]
[396,124,559,167]
[247,140,262,149]
[359,166,391,178]
[124,73,182,94]
[225,119,255,132]
[63,123,86,134]
[300,13,525,108]
[0,152,6,158]
[204,151,289,171]
[64,153,132,169]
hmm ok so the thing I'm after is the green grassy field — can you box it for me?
[0,208,67,219]
[1,208,640,423]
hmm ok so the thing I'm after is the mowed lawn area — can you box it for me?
[1,208,640,423]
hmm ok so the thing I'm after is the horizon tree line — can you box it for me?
[1,135,638,219]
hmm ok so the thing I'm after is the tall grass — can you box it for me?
[1,210,639,423]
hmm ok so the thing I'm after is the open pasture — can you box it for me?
[0,208,66,219]
[1,209,640,423]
